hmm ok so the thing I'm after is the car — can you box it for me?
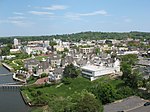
[144,102,150,106]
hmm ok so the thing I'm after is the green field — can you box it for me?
[22,76,124,103]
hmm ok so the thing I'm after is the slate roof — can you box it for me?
[38,60,49,69]
[53,68,63,74]
[61,56,74,65]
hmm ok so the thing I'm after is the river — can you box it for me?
[0,66,30,112]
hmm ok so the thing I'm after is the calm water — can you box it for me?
[0,66,30,112]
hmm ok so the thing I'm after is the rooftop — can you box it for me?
[81,65,109,72]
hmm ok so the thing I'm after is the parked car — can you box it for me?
[144,102,150,106]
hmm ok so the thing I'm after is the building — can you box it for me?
[36,58,50,76]
[24,58,40,73]
[48,68,63,83]
[47,54,61,68]
[81,59,120,81]
[14,38,19,48]
[79,47,94,54]
[10,49,20,53]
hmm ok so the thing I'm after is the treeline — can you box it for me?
[0,31,150,44]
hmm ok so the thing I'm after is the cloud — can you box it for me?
[78,10,107,16]
[13,12,24,15]
[29,11,54,16]
[8,16,25,20]
[42,5,67,10]
[65,10,108,20]
[0,19,33,27]
[124,18,132,23]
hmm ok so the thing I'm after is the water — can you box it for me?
[0,66,30,112]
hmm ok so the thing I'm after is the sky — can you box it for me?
[0,0,150,36]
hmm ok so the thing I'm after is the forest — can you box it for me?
[0,31,150,44]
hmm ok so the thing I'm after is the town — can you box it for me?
[0,32,150,112]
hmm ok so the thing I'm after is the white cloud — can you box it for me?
[29,11,54,16]
[8,16,25,20]
[42,5,67,10]
[0,19,33,27]
[65,10,108,20]
[78,10,107,16]
[13,12,24,15]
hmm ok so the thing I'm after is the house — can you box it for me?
[61,56,74,67]
[47,54,61,68]
[36,58,50,76]
[79,47,94,54]
[48,68,63,83]
[24,58,40,73]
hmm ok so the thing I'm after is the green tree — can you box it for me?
[121,63,142,89]
[63,63,80,78]
[95,48,100,55]
[49,41,57,52]
[146,81,150,93]
[73,91,103,112]
[89,82,116,104]
[116,86,135,99]
[121,54,138,65]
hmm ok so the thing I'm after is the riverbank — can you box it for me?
[2,63,14,72]
[20,91,32,106]
[20,89,46,107]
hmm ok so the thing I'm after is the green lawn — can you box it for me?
[35,56,49,61]
[22,76,124,102]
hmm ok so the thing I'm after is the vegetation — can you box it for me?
[22,76,136,111]
[63,64,80,78]
[120,54,143,89]
[1,31,150,44]
[0,44,12,56]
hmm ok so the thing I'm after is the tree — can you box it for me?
[72,90,103,112]
[121,54,138,65]
[89,82,116,104]
[116,86,135,99]
[146,81,150,93]
[95,48,100,55]
[49,41,57,52]
[0,44,12,56]
[121,63,142,89]
[63,63,80,78]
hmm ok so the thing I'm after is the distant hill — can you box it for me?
[0,31,150,44]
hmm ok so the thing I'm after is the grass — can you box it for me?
[22,76,124,101]
[35,56,49,61]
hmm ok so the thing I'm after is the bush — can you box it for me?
[41,73,48,78]
[62,78,72,85]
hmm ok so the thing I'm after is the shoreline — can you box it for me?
[1,63,14,72]
[20,89,45,107]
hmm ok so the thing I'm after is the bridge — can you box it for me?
[0,73,12,76]
[0,82,23,88]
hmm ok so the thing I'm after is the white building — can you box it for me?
[10,49,20,53]
[81,59,120,81]
[44,41,49,47]
[24,46,32,55]
[117,50,139,56]
[14,38,19,47]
